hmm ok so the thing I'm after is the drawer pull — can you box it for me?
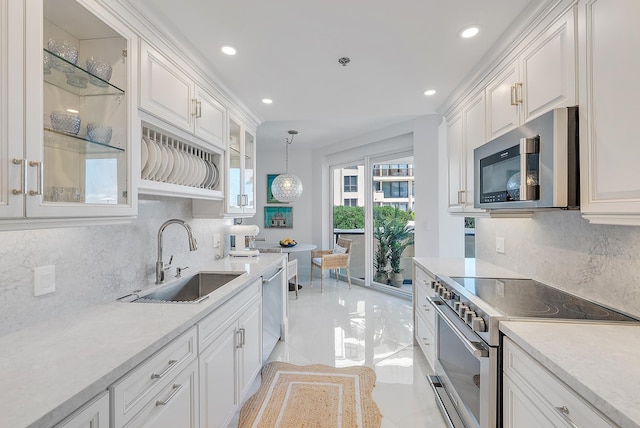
[151,359,178,379]
[555,406,578,428]
[421,338,431,346]
[422,304,431,312]
[156,383,184,406]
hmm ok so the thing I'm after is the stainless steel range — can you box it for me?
[426,274,639,428]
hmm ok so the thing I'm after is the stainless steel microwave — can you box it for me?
[474,106,579,210]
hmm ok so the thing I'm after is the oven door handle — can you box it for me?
[429,297,489,358]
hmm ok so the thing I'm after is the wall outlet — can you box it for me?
[213,234,221,248]
[34,265,55,296]
[496,237,506,254]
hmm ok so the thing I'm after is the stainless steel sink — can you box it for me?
[131,271,244,303]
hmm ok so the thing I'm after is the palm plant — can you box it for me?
[386,208,415,275]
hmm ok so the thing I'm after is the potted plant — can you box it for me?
[373,210,390,283]
[385,208,415,287]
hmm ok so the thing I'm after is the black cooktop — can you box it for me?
[451,277,638,322]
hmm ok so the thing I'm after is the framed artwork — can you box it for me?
[264,206,293,228]
[267,173,286,203]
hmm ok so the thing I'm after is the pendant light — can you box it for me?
[271,130,303,202]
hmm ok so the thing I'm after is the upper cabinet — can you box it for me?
[578,0,640,225]
[226,116,256,216]
[0,0,137,223]
[486,7,577,140]
[139,40,225,151]
[447,92,487,214]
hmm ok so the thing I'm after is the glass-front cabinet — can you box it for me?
[0,0,136,221]
[226,116,255,216]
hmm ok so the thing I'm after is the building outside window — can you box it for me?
[344,176,358,192]
[382,181,409,198]
[344,198,358,206]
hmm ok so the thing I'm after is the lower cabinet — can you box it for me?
[503,337,615,428]
[54,391,109,428]
[413,263,436,369]
[199,282,263,428]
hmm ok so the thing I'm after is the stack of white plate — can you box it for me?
[140,136,219,189]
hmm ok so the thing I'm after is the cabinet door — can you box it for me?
[579,0,640,224]
[503,374,565,428]
[194,86,225,149]
[522,8,576,123]
[242,128,256,214]
[415,313,435,370]
[227,117,243,214]
[237,298,262,400]
[140,40,194,133]
[125,361,199,428]
[0,0,24,218]
[447,113,464,212]
[55,391,109,428]
[486,61,520,140]
[463,93,486,212]
[199,322,238,428]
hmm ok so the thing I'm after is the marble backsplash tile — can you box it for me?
[476,211,640,318]
[0,196,231,337]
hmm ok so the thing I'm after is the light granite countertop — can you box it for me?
[413,257,528,280]
[500,321,640,428]
[0,253,285,428]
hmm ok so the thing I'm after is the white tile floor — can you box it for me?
[232,279,448,427]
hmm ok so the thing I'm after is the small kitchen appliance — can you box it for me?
[426,274,639,428]
[228,224,260,257]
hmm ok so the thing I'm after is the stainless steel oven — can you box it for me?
[428,294,498,428]
[425,274,640,428]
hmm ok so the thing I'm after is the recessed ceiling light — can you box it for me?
[424,89,436,96]
[221,45,237,55]
[66,108,79,113]
[262,98,273,104]
[460,26,480,39]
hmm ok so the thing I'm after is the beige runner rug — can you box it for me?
[238,362,382,428]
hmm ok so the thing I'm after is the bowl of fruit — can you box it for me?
[279,238,297,248]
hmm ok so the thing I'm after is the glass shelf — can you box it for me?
[43,49,125,96]
[44,128,125,154]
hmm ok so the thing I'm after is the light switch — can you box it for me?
[496,237,505,254]
[214,234,221,248]
[34,265,55,296]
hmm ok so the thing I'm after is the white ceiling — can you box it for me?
[128,0,534,149]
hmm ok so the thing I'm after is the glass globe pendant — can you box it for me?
[271,130,303,202]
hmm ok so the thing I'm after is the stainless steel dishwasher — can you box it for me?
[262,266,284,362]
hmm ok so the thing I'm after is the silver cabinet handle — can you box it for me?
[239,327,246,346]
[28,161,43,196]
[191,98,198,117]
[196,100,202,118]
[151,359,178,379]
[515,82,524,104]
[11,158,26,195]
[235,329,243,348]
[421,338,431,346]
[422,304,431,312]
[156,383,184,406]
[510,84,517,106]
[554,406,578,428]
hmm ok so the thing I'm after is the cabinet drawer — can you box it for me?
[124,360,199,428]
[198,279,260,350]
[415,314,435,369]
[54,391,109,428]
[111,327,197,427]
[503,338,615,428]
[415,282,435,332]
[414,266,435,291]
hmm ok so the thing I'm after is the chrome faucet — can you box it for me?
[156,219,198,284]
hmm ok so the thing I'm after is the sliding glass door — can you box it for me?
[331,153,414,295]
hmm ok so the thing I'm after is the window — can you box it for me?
[344,176,358,192]
[344,198,358,206]
[382,181,409,198]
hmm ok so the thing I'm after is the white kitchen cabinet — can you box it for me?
[54,391,109,428]
[0,0,137,223]
[125,360,199,428]
[139,40,225,150]
[578,0,640,226]
[413,262,435,369]
[486,7,576,140]
[447,92,486,214]
[503,337,615,428]
[199,280,262,428]
[226,116,256,216]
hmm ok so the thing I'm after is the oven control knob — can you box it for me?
[472,317,487,333]
[454,301,462,312]
[442,290,451,300]
[431,281,439,290]
[458,304,469,317]
[438,286,447,297]
[464,310,477,324]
